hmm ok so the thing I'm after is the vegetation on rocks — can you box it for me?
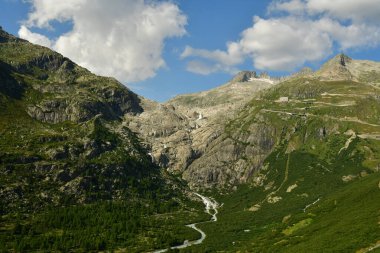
[178,56,380,252]
[1,25,380,252]
[0,27,206,252]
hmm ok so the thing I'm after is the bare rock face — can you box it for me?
[1,28,142,124]
[125,54,380,189]
[316,54,353,81]
[125,99,200,172]
[27,100,72,123]
[230,71,257,83]
[182,123,277,188]
[26,87,141,124]
[0,28,163,212]
[314,53,380,83]
[125,76,277,188]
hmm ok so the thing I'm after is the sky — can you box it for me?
[1,0,380,102]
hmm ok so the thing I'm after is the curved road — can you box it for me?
[153,193,219,253]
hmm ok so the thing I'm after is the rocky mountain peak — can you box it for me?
[312,53,380,83]
[0,26,144,124]
[230,71,257,83]
[322,53,353,68]
[296,67,314,76]
[332,53,352,66]
[315,53,353,81]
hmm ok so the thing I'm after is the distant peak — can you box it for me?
[339,54,348,66]
[289,67,314,79]
[329,53,352,67]
[230,71,257,83]
[315,54,354,81]
[298,67,313,74]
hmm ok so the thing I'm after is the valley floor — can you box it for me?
[176,151,380,253]
[153,193,219,252]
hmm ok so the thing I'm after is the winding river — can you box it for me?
[153,193,219,253]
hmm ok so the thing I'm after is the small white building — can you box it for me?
[278,97,289,103]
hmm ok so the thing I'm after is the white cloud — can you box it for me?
[186,60,238,75]
[18,25,52,47]
[25,0,86,29]
[181,44,244,66]
[238,17,333,70]
[182,0,380,74]
[19,0,187,83]
[306,0,380,23]
[314,18,380,49]
[269,0,380,22]
[268,0,306,15]
[180,44,243,75]
[185,60,218,75]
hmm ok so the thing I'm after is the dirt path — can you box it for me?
[357,240,380,253]
[303,198,321,213]
[262,108,380,127]
[275,153,290,194]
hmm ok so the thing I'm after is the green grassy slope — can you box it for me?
[1,26,380,252]
[182,76,380,252]
[0,28,206,252]
[189,147,379,252]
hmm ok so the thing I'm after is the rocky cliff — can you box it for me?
[126,54,380,189]
[2,24,380,195]
[185,54,380,188]
[125,72,278,187]
[0,27,176,213]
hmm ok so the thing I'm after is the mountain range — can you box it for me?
[0,26,379,252]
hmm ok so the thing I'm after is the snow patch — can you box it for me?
[248,77,274,84]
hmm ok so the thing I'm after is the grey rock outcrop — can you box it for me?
[230,71,257,83]
[26,85,142,124]
[316,54,353,81]
[125,75,277,188]
[0,28,162,213]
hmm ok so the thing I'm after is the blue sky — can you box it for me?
[134,0,271,100]
[1,0,380,102]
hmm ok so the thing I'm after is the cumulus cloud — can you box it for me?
[182,0,380,74]
[268,0,306,15]
[238,16,333,70]
[18,0,187,82]
[181,44,244,66]
[185,60,239,75]
[306,0,380,23]
[185,60,219,75]
[18,25,52,47]
[180,44,243,75]
[314,18,380,49]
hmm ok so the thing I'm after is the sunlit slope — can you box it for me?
[0,26,206,252]
[185,75,380,252]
